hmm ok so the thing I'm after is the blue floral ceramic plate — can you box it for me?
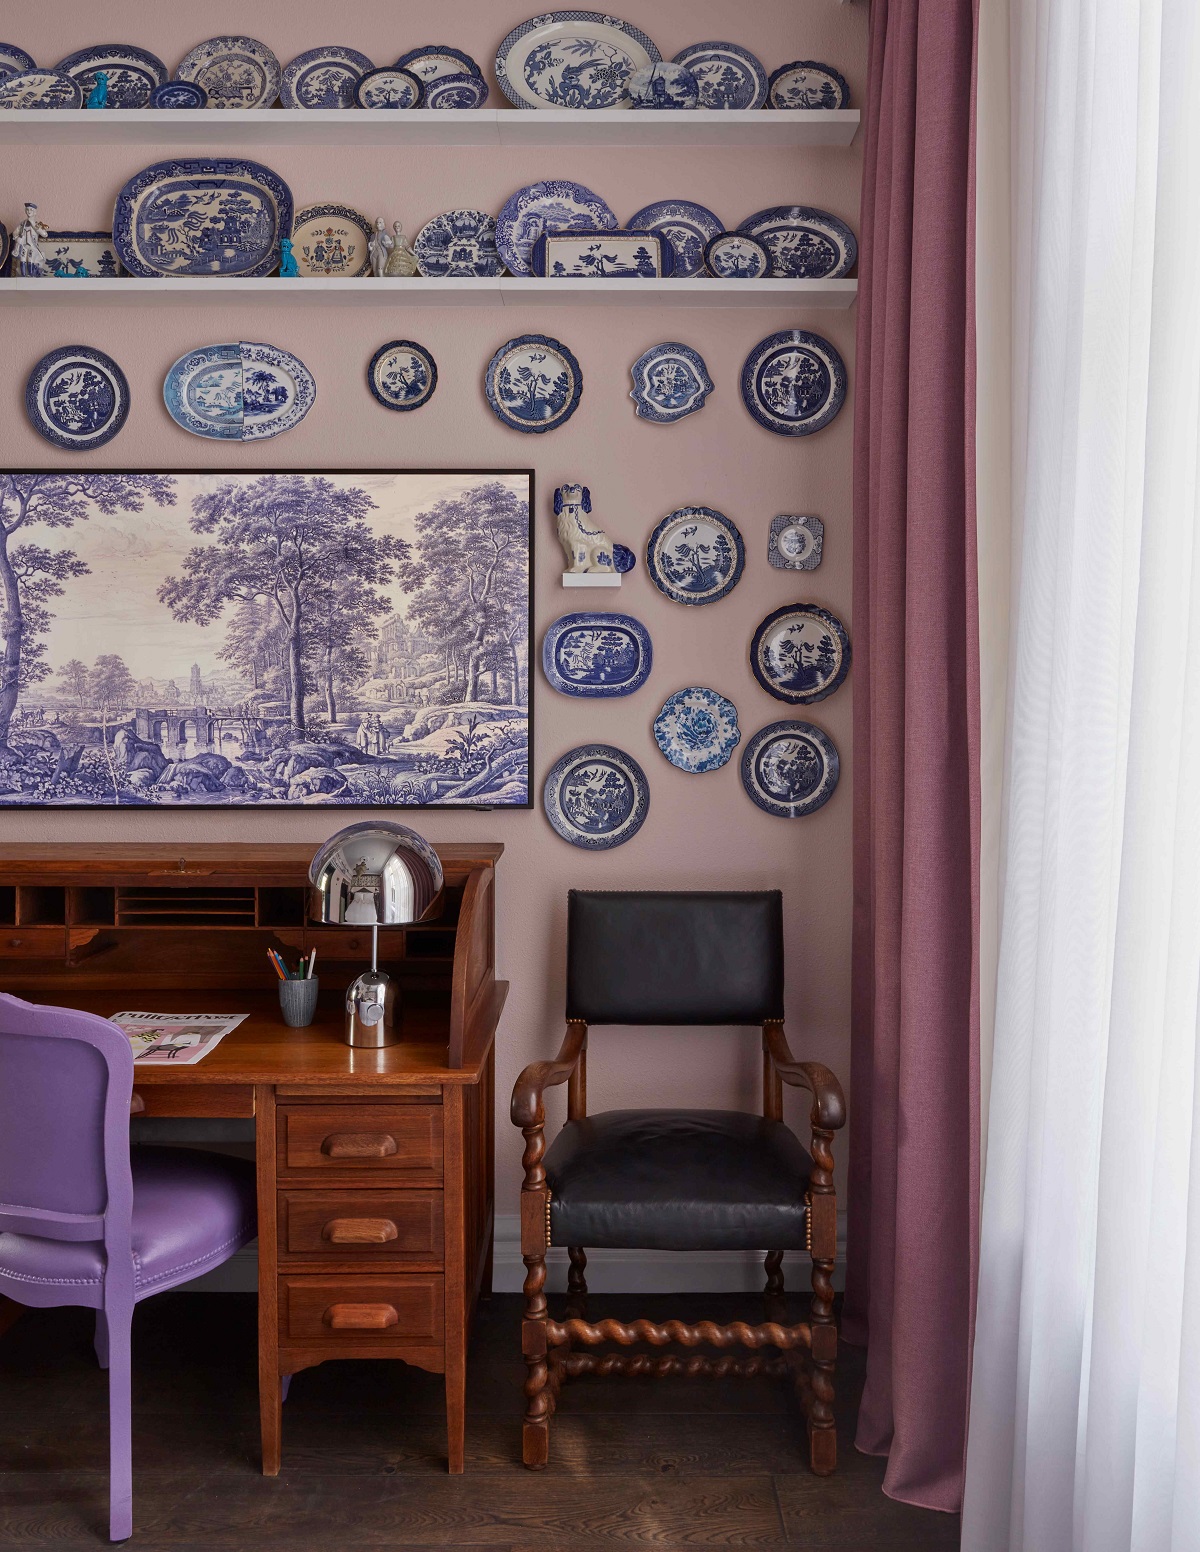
[532,228,675,278]
[741,720,840,818]
[496,12,660,110]
[646,506,744,605]
[355,67,422,109]
[767,60,850,111]
[175,36,281,109]
[290,203,372,277]
[629,341,713,423]
[423,71,489,109]
[542,612,653,697]
[368,340,438,412]
[415,209,502,277]
[736,205,857,279]
[485,332,583,433]
[280,46,373,109]
[671,41,768,109]
[0,45,35,75]
[149,80,208,109]
[496,178,617,276]
[55,44,168,108]
[113,157,293,278]
[741,329,847,437]
[25,345,130,451]
[703,231,770,279]
[0,70,83,108]
[625,199,722,278]
[44,231,121,278]
[768,515,824,571]
[544,743,650,849]
[628,62,698,108]
[654,687,740,773]
[750,604,850,704]
[163,340,315,442]
[393,45,483,85]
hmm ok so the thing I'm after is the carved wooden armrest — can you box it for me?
[510,1020,587,1132]
[764,1021,846,1132]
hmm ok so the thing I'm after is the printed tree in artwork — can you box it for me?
[88,654,138,716]
[302,576,389,724]
[56,658,90,708]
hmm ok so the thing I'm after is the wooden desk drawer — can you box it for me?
[279,1189,442,1265]
[133,1084,254,1119]
[281,1273,444,1349]
[278,1104,442,1180]
[0,928,64,958]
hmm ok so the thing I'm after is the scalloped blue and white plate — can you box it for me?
[423,71,488,109]
[703,231,770,279]
[767,60,850,111]
[750,604,850,704]
[415,210,502,277]
[736,205,857,279]
[149,80,208,109]
[394,45,483,84]
[646,506,744,605]
[544,744,650,849]
[355,67,422,109]
[0,70,82,108]
[0,45,35,76]
[741,330,847,437]
[175,36,281,109]
[164,340,315,442]
[629,341,713,423]
[741,720,839,818]
[114,158,292,278]
[55,45,168,108]
[625,199,721,278]
[671,41,767,109]
[26,346,129,451]
[484,333,583,434]
[542,612,653,697]
[281,46,373,109]
[368,340,438,412]
[496,12,660,110]
[496,178,617,277]
[654,687,740,773]
[290,203,371,277]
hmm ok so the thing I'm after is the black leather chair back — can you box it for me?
[566,890,784,1026]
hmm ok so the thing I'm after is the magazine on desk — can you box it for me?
[109,1012,248,1065]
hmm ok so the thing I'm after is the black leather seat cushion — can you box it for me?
[544,1109,813,1251]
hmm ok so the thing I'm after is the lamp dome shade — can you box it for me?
[309,822,444,926]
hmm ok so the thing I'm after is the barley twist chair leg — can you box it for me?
[764,1249,786,1324]
[807,1125,838,1475]
[566,1246,588,1319]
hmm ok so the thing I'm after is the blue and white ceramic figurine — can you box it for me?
[543,743,650,850]
[671,42,768,109]
[741,719,840,818]
[367,340,438,412]
[355,66,422,109]
[394,45,484,85]
[423,72,489,109]
[25,345,130,451]
[148,80,209,109]
[736,206,858,279]
[654,687,741,774]
[495,12,661,110]
[163,341,315,442]
[532,229,675,278]
[703,231,770,279]
[542,612,653,697]
[750,604,851,705]
[45,232,120,278]
[496,178,618,276]
[12,204,49,276]
[113,158,293,278]
[646,506,745,606]
[625,199,722,279]
[628,61,698,108]
[741,329,847,437]
[174,36,282,109]
[415,210,502,277]
[486,335,583,433]
[288,203,371,278]
[768,514,824,571]
[57,45,168,108]
[0,70,84,108]
[629,342,713,423]
[554,483,619,578]
[280,46,373,109]
[767,60,850,110]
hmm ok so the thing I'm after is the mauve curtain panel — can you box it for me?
[844,0,981,1513]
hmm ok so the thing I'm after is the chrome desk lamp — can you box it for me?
[308,822,444,1048]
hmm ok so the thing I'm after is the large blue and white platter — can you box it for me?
[626,199,721,279]
[750,604,850,704]
[485,332,583,433]
[0,45,35,75]
[368,340,438,412]
[647,506,744,605]
[741,719,840,818]
[629,341,713,423]
[671,41,768,109]
[355,67,422,109]
[291,203,371,278]
[280,46,373,109]
[415,210,502,277]
[175,36,281,109]
[542,612,653,697]
[496,178,617,276]
[654,687,740,773]
[532,228,675,278]
[424,72,489,109]
[55,44,168,108]
[25,345,129,451]
[544,743,650,849]
[0,70,82,108]
[736,205,857,279]
[394,45,483,84]
[741,329,847,438]
[768,60,850,111]
[163,341,315,442]
[113,158,293,278]
[496,12,660,110]
[44,231,121,278]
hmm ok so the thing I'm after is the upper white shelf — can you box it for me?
[0,106,860,149]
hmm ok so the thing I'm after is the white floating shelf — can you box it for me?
[0,106,859,149]
[562,573,622,588]
[0,277,857,310]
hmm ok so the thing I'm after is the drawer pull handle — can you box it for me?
[323,1217,398,1245]
[129,1091,146,1116]
[325,1302,398,1331]
[321,1132,398,1159]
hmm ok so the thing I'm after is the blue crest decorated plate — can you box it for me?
[55,45,168,108]
[393,45,483,84]
[647,506,744,606]
[0,45,36,75]
[496,178,617,277]
[750,604,850,704]
[544,743,650,849]
[290,203,371,277]
[628,62,698,109]
[496,12,660,110]
[741,720,839,818]
[175,36,281,109]
[149,80,208,109]
[671,41,768,109]
[113,157,292,278]
[629,341,713,423]
[768,514,824,571]
[768,60,850,111]
[355,67,422,109]
[485,333,583,434]
[741,329,847,437]
[542,612,653,697]
[625,199,721,278]
[163,340,315,442]
[736,205,857,279]
[281,46,373,109]
[532,228,675,278]
[654,687,740,773]
[703,231,770,279]
[423,71,489,110]
[25,345,129,451]
[44,231,121,278]
[415,209,502,277]
[0,70,83,108]
[368,340,438,412]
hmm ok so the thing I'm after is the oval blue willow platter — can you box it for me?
[629,341,713,423]
[280,46,374,109]
[741,719,840,818]
[26,345,130,451]
[0,45,36,75]
[628,62,698,109]
[625,199,722,279]
[703,231,770,279]
[496,178,618,277]
[767,60,850,111]
[741,330,847,438]
[654,687,741,774]
[368,340,438,412]
[423,72,489,110]
[542,612,653,697]
[290,203,372,278]
[496,12,660,110]
[113,157,293,278]
[149,80,208,109]
[532,228,676,278]
[736,205,857,280]
[415,209,502,277]
[355,67,422,109]
[544,744,650,849]
[175,36,281,109]
[671,41,768,109]
[750,603,851,705]
[55,44,168,109]
[646,506,745,606]
[484,332,583,434]
[394,45,483,84]
[0,70,83,108]
[163,341,315,442]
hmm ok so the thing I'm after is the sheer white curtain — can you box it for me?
[963,0,1200,1548]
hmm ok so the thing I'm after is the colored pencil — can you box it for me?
[267,949,285,981]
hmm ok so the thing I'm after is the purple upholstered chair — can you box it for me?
[0,994,257,1541]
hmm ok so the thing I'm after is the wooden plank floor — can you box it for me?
[0,1292,960,1549]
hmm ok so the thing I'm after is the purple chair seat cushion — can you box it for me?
[0,1146,256,1301]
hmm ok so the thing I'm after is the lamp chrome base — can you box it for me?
[343,970,400,1047]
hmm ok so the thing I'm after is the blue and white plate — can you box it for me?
[25,345,129,450]
[280,46,373,109]
[423,71,489,110]
[163,340,315,442]
[44,231,121,278]
[768,60,850,111]
[741,720,839,818]
[55,45,168,108]
[532,228,675,278]
[485,333,582,434]
[0,220,9,273]
[646,506,744,606]
[355,66,422,109]
[629,341,713,423]
[496,179,617,277]
[741,329,847,437]
[368,340,438,412]
[290,203,372,277]
[613,543,636,573]
[415,210,502,277]
[149,80,208,109]
[496,12,660,110]
[394,45,483,84]
[628,62,698,109]
[544,744,650,849]
[0,70,82,108]
[671,42,768,109]
[736,206,857,279]
[113,158,292,278]
[703,231,770,279]
[542,612,652,697]
[175,36,281,109]
[768,514,823,571]
[750,604,850,704]
[654,687,740,773]
[625,199,721,278]
[0,45,35,75]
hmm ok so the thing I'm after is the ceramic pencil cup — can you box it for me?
[278,977,319,1028]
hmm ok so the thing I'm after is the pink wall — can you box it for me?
[0,0,867,1203]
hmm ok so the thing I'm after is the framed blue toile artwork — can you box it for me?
[0,470,534,809]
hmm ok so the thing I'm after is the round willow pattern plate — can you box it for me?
[542,611,653,697]
[175,36,281,109]
[55,44,168,108]
[149,81,208,109]
[749,604,850,704]
[654,687,740,773]
[0,70,83,108]
[496,178,617,276]
[646,506,745,606]
[25,346,130,451]
[544,743,650,849]
[280,46,373,109]
[767,60,850,111]
[355,67,422,109]
[368,340,438,412]
[484,333,583,433]
[0,45,36,75]
[671,41,768,109]
[423,72,489,109]
[736,205,857,279]
[626,199,721,278]
[394,46,483,84]
[740,330,847,438]
[496,12,661,110]
[703,231,770,279]
[741,720,840,818]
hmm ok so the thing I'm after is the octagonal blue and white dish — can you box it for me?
[113,157,293,278]
[0,70,83,108]
[703,231,770,279]
[423,71,489,109]
[368,340,438,412]
[26,346,129,451]
[671,41,768,109]
[163,340,315,442]
[750,604,850,704]
[741,330,847,437]
[768,514,824,571]
[175,36,281,110]
[736,205,857,279]
[394,45,483,85]
[484,333,583,433]
[542,612,653,697]
[415,210,502,277]
[544,744,650,849]
[149,80,209,109]
[646,506,744,605]
[55,44,168,108]
[741,720,840,818]
[628,62,698,109]
[280,46,373,109]
[496,12,660,110]
[355,66,422,109]
[625,199,722,279]
[629,342,713,423]
[654,687,740,773]
[767,60,850,111]
[496,178,617,276]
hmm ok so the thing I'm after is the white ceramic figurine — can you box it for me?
[14,202,49,277]
[368,216,394,278]
[384,221,419,277]
[554,483,614,574]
